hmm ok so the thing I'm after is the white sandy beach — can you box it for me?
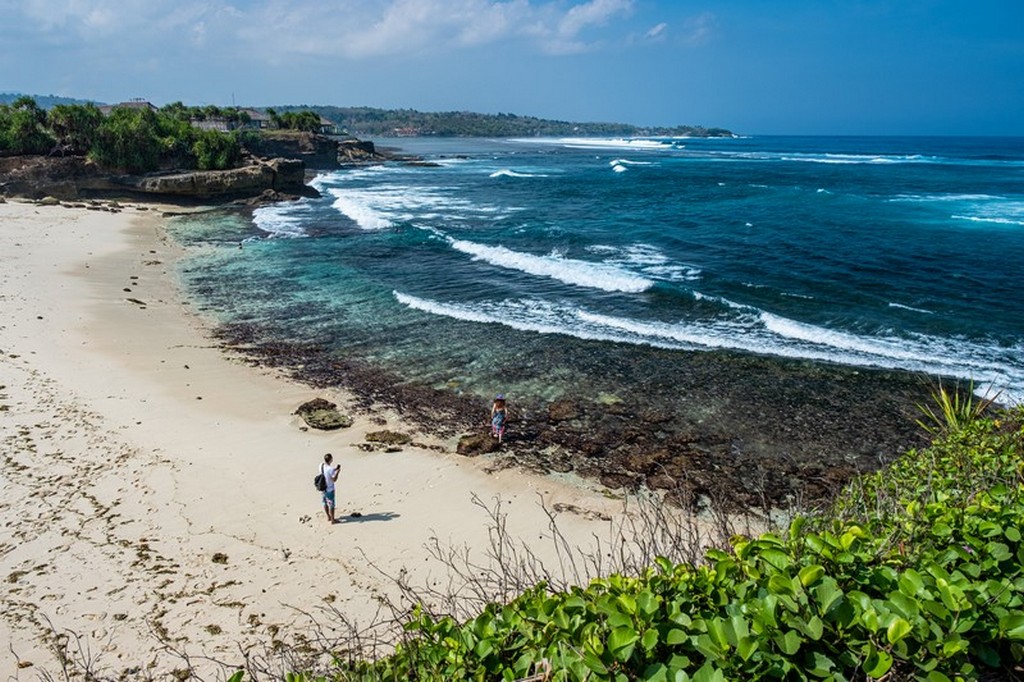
[0,199,650,679]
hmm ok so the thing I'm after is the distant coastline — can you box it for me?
[0,92,733,140]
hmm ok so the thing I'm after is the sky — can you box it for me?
[1,0,1021,136]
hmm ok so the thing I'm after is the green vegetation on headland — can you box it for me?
[270,104,733,138]
[271,388,1023,681]
[0,96,328,174]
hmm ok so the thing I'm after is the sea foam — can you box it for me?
[511,137,675,152]
[447,238,654,293]
[329,191,393,230]
[252,200,313,238]
[489,169,547,178]
[588,243,701,283]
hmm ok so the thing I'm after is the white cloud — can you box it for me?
[557,0,633,39]
[645,21,667,40]
[4,0,652,62]
[681,11,714,46]
[15,0,178,34]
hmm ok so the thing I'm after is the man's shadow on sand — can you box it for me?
[340,511,400,523]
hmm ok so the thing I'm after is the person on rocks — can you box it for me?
[319,453,341,524]
[491,394,508,443]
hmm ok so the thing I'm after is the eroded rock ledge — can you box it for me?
[0,155,309,202]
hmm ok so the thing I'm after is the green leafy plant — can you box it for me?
[916,380,997,436]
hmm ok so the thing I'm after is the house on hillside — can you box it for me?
[239,108,272,130]
[98,98,158,115]
[318,116,340,135]
[191,108,274,132]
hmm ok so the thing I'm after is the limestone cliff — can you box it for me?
[0,155,309,201]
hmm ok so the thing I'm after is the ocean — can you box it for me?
[166,135,1024,501]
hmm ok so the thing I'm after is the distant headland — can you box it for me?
[0,92,734,139]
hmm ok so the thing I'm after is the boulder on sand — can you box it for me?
[294,398,353,430]
[457,432,501,457]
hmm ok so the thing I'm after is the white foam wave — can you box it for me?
[327,185,511,230]
[609,159,654,166]
[611,164,628,173]
[252,200,313,238]
[952,215,1024,226]
[781,153,931,165]
[511,137,675,151]
[394,292,601,339]
[888,302,934,314]
[330,192,393,230]
[489,169,547,178]
[431,157,476,167]
[890,193,1003,203]
[392,291,1024,404]
[587,243,701,283]
[760,313,927,363]
[888,193,1024,227]
[692,291,751,310]
[447,238,653,293]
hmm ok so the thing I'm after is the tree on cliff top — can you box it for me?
[88,107,166,173]
[0,96,54,155]
[48,103,103,156]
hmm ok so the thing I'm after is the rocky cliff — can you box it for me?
[0,155,309,202]
[245,131,385,169]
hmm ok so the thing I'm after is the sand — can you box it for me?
[0,199,662,678]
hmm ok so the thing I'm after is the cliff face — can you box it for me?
[246,131,384,169]
[131,158,305,197]
[0,155,308,201]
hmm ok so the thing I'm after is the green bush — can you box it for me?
[89,107,164,173]
[0,97,257,172]
[0,96,54,154]
[191,129,242,170]
[47,103,103,155]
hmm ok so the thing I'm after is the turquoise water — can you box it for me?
[169,135,1024,407]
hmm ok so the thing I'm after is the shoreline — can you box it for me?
[0,199,638,677]
[210,285,935,512]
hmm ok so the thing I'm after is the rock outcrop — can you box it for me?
[131,158,305,197]
[456,432,501,456]
[0,155,309,201]
[246,132,385,169]
[294,398,353,431]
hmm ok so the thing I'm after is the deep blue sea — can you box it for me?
[170,135,1024,408]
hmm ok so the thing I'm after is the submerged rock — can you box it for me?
[547,399,582,422]
[294,398,353,430]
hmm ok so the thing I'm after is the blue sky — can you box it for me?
[1,0,1021,135]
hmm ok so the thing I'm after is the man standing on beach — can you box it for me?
[320,453,341,524]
